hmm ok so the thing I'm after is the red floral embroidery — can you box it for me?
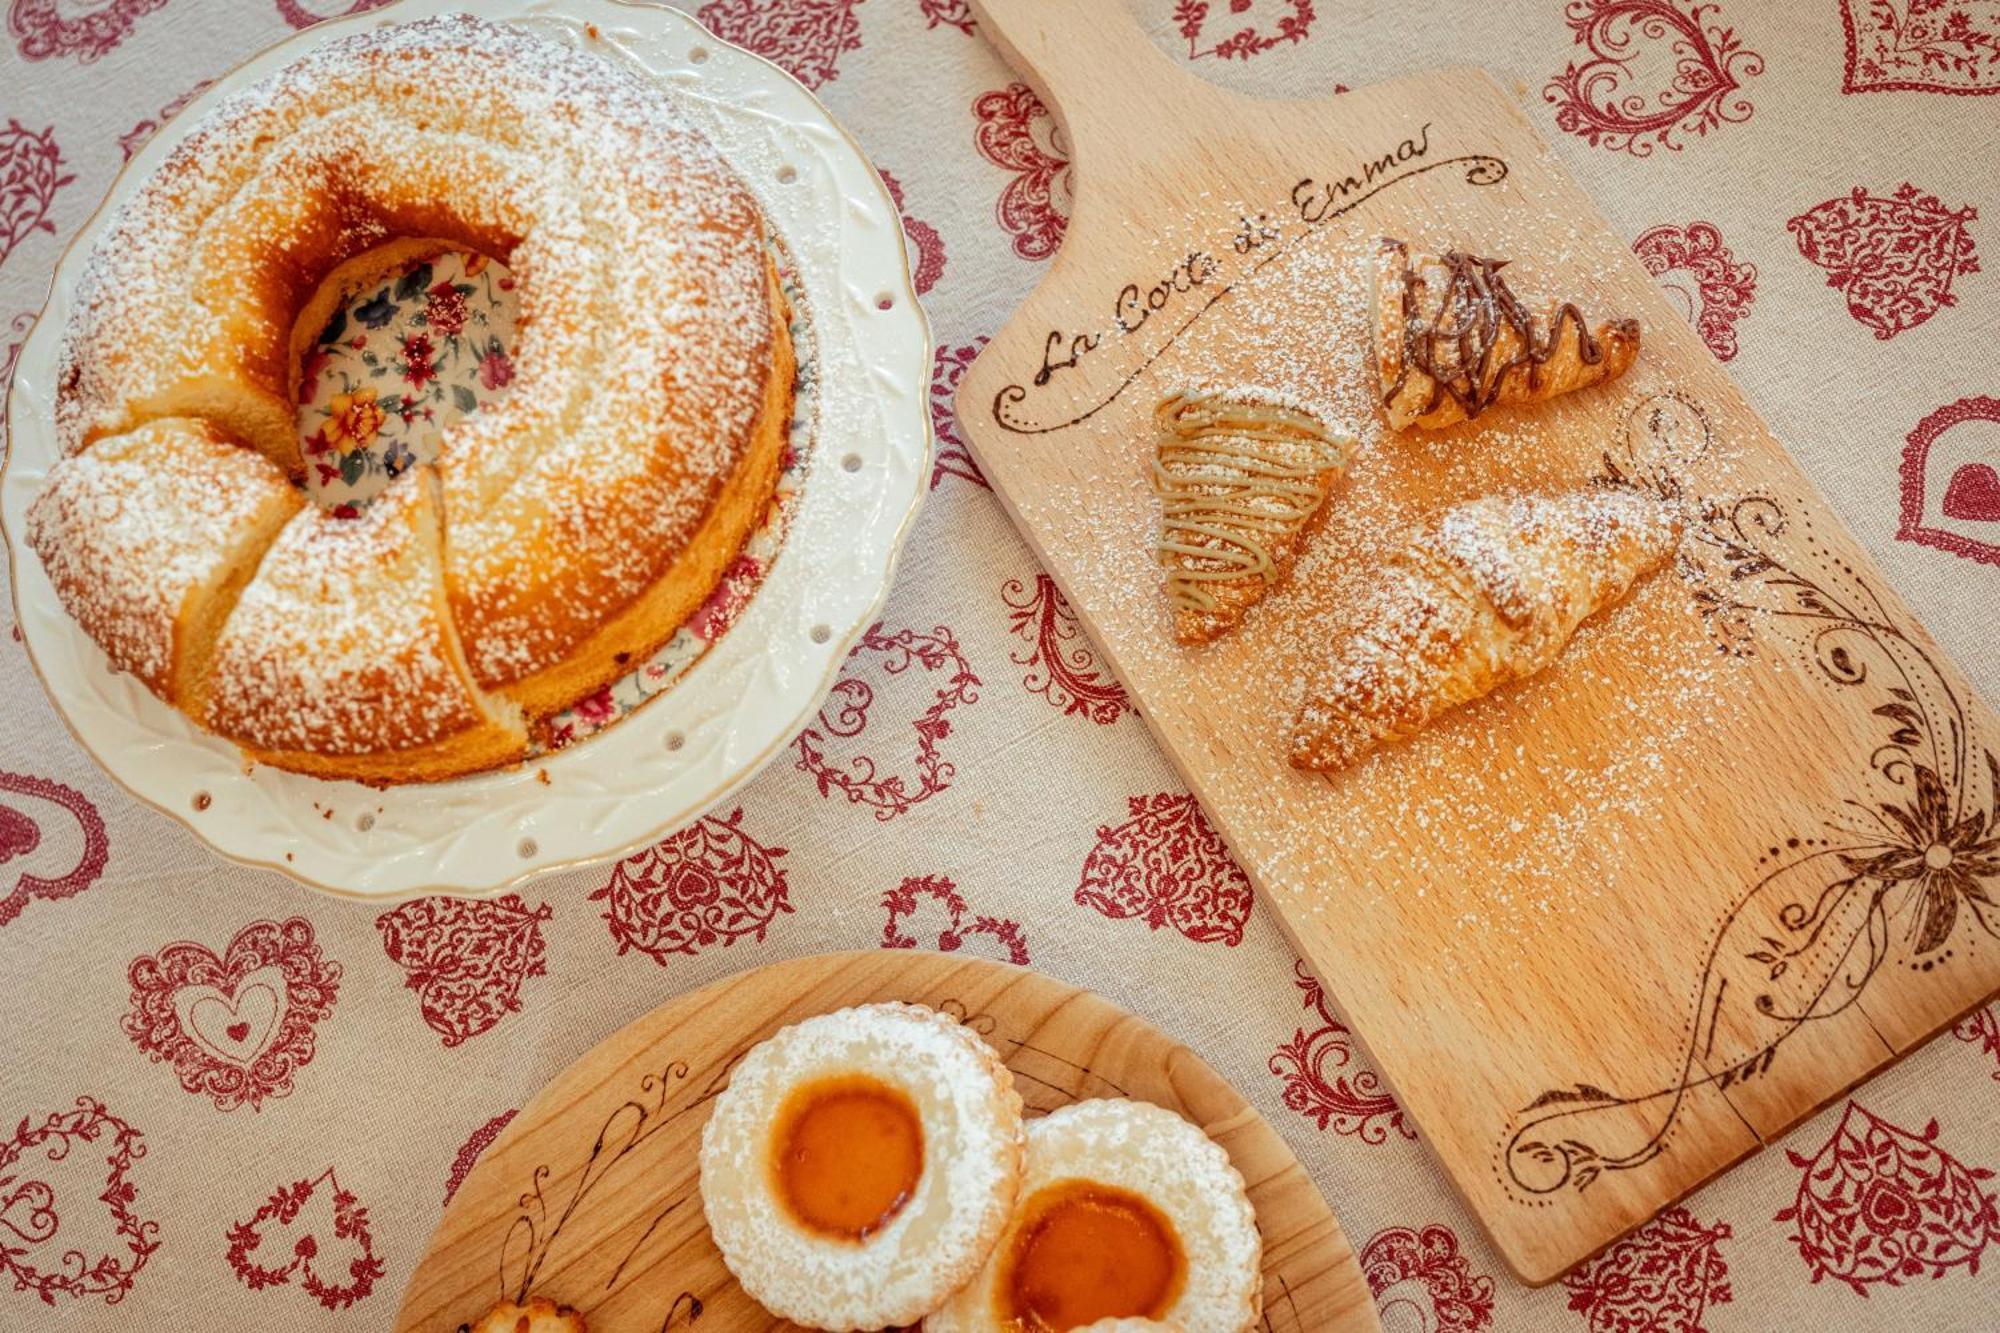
[0,769,109,929]
[224,1168,383,1310]
[973,83,1072,262]
[118,79,212,160]
[1543,1,1763,156]
[442,1110,517,1208]
[1841,0,2000,95]
[1776,1101,2000,1294]
[694,0,863,89]
[794,624,980,820]
[590,808,792,964]
[1076,792,1253,946]
[375,894,552,1047]
[917,0,974,33]
[7,0,167,61]
[1174,0,1316,60]
[1632,221,1755,361]
[0,120,73,270]
[122,917,341,1112]
[1789,184,1979,340]
[1957,1006,2000,1081]
[272,0,393,30]
[1269,961,1411,1143]
[1360,1222,1496,1333]
[881,874,1029,964]
[1563,1205,1732,1331]
[1002,573,1131,724]
[0,1097,157,1306]
[880,169,946,296]
[931,339,990,490]
[1897,395,2000,568]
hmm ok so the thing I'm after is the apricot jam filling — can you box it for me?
[995,1179,1186,1330]
[767,1073,923,1242]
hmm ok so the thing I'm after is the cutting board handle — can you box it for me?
[965,0,1221,166]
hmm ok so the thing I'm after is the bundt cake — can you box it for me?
[29,13,795,784]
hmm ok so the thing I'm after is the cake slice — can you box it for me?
[1152,389,1353,646]
[26,417,304,710]
[1288,488,1681,771]
[1372,238,1640,431]
[198,469,526,784]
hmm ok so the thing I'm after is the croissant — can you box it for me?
[1373,238,1641,431]
[1287,489,1681,771]
[1152,389,1354,646]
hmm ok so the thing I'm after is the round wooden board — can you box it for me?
[395,952,1382,1332]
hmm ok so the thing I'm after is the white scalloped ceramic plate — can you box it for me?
[0,0,932,900]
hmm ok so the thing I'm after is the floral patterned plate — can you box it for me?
[0,0,932,898]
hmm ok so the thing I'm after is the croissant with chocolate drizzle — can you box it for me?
[1287,488,1681,772]
[1152,388,1354,646]
[1372,238,1640,432]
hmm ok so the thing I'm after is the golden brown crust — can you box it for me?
[1287,490,1682,772]
[1372,239,1640,432]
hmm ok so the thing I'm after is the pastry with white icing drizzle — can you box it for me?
[1288,489,1682,772]
[1151,389,1353,647]
[1372,238,1639,432]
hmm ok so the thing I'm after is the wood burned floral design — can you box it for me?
[7,0,168,61]
[1076,792,1253,946]
[1632,221,1755,361]
[0,768,109,929]
[1360,1222,1496,1333]
[794,625,981,820]
[0,1097,157,1307]
[932,340,990,490]
[1543,0,1763,156]
[1561,1205,1732,1331]
[1776,1102,2000,1294]
[224,1167,383,1310]
[1174,0,1316,60]
[973,83,1072,262]
[1840,0,2000,95]
[122,917,341,1112]
[0,119,73,271]
[590,808,792,964]
[1269,961,1411,1144]
[881,874,1029,964]
[1788,184,1979,340]
[694,0,863,89]
[375,894,553,1047]
[880,169,946,295]
[1002,573,1131,724]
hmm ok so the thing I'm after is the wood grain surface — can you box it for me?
[394,951,1381,1332]
[956,0,2000,1285]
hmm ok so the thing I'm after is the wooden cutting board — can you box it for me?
[393,952,1381,1332]
[957,0,2000,1285]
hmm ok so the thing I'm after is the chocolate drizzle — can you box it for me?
[1382,240,1631,423]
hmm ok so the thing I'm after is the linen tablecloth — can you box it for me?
[3,1,1998,1328]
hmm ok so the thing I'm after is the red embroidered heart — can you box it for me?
[1944,463,2000,521]
[972,84,1071,262]
[794,624,981,821]
[1002,572,1131,725]
[1360,1222,1497,1333]
[0,769,109,929]
[123,918,340,1111]
[272,0,393,30]
[881,874,1029,964]
[224,1168,383,1310]
[591,808,792,964]
[1631,221,1756,361]
[1840,0,2000,96]
[1076,792,1254,946]
[375,893,552,1047]
[880,169,946,296]
[693,0,863,90]
[1174,0,1315,61]
[8,0,168,62]
[0,1098,157,1306]
[1544,0,1764,156]
[1562,1206,1732,1331]
[1789,184,1980,340]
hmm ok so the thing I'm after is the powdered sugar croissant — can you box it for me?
[1373,238,1641,431]
[1152,389,1354,646]
[1287,489,1681,771]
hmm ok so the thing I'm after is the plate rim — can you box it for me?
[0,0,934,901]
